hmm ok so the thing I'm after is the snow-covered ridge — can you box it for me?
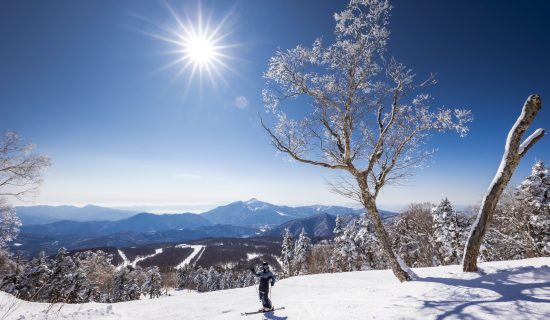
[1,257,548,320]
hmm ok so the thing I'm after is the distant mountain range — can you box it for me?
[17,199,368,228]
[263,213,350,238]
[21,212,213,236]
[15,205,137,225]
[12,199,397,256]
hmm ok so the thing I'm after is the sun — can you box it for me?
[178,21,224,72]
[185,36,215,65]
[142,3,235,89]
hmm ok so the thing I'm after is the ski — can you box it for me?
[241,307,285,316]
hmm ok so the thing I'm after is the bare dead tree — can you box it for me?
[463,95,545,272]
[261,0,472,282]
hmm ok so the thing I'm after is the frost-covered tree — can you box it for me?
[75,250,115,301]
[17,251,51,301]
[45,247,92,303]
[355,215,386,270]
[480,189,530,262]
[293,228,312,275]
[390,203,436,267]
[193,267,207,292]
[517,160,550,256]
[0,248,18,280]
[142,266,162,299]
[262,0,472,282]
[206,266,219,292]
[332,215,385,272]
[330,215,346,271]
[280,228,294,277]
[176,267,187,289]
[111,266,142,302]
[0,201,21,250]
[432,198,461,265]
[337,219,362,271]
[463,95,544,272]
[219,270,232,290]
[0,131,50,249]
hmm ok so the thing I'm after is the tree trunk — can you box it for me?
[463,94,545,272]
[361,188,412,282]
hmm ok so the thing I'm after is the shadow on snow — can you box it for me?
[416,265,550,319]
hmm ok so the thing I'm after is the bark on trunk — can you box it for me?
[462,94,544,272]
[361,189,412,282]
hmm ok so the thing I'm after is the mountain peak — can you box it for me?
[245,198,260,204]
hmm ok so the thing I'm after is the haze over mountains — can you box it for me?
[13,199,397,256]
[16,205,137,225]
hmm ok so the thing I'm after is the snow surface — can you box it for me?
[247,253,261,260]
[175,244,205,268]
[1,258,549,319]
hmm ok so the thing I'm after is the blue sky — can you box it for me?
[1,0,549,212]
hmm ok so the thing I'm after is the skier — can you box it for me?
[250,262,276,312]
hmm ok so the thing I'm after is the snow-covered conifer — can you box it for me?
[46,247,91,303]
[280,228,294,277]
[517,160,550,256]
[432,198,461,265]
[293,228,312,275]
[142,266,162,299]
[18,251,51,301]
[206,266,219,292]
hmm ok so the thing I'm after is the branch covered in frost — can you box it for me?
[0,130,50,201]
[518,128,545,157]
[262,0,472,197]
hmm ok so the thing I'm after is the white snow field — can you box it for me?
[1,257,549,320]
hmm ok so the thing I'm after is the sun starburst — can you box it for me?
[142,3,236,90]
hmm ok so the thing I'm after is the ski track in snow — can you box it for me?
[2,257,550,320]
[176,244,206,268]
[118,248,163,269]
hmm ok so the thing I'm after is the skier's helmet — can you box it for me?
[262,261,269,270]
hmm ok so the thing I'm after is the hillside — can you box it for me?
[1,257,548,319]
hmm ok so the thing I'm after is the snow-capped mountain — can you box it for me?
[201,198,364,227]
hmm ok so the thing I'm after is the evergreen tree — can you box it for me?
[46,247,91,303]
[176,267,187,289]
[206,266,219,292]
[75,250,114,301]
[111,266,141,302]
[293,228,312,275]
[390,203,436,268]
[432,198,461,265]
[142,266,162,299]
[19,251,51,301]
[356,215,386,270]
[517,160,550,256]
[193,267,207,292]
[280,228,294,277]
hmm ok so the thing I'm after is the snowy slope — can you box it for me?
[1,258,549,320]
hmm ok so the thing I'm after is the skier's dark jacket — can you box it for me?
[252,269,276,293]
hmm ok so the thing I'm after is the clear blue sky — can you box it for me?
[1,0,549,212]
